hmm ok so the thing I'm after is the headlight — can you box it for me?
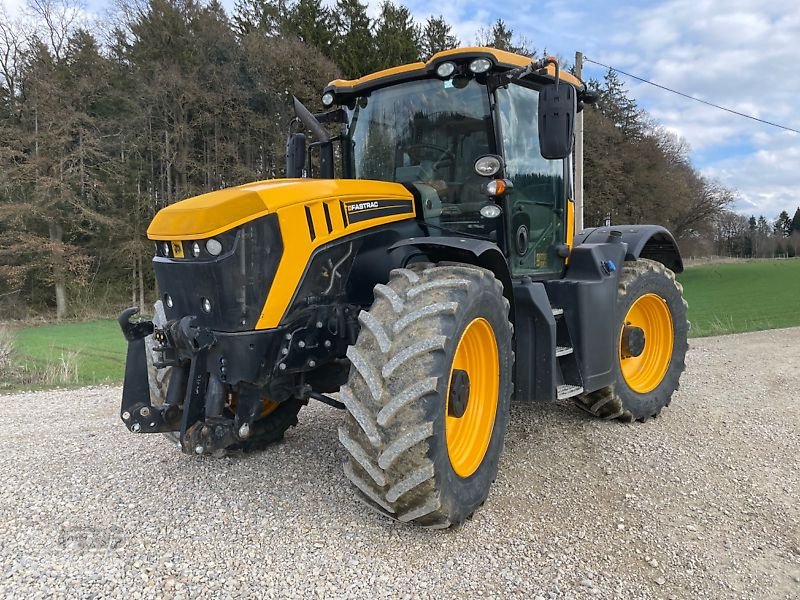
[205,238,223,256]
[469,58,492,74]
[435,62,456,78]
[191,242,201,258]
[480,204,502,219]
[201,297,212,313]
[161,242,171,257]
[321,92,334,107]
[474,155,502,177]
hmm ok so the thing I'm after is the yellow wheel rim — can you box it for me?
[226,393,280,419]
[445,318,500,478]
[260,399,280,418]
[619,293,674,394]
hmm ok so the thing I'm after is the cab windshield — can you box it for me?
[343,77,495,236]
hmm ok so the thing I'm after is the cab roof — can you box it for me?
[326,46,585,96]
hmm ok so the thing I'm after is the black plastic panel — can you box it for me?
[512,280,557,401]
[155,214,283,333]
[545,243,627,393]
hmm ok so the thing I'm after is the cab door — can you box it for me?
[495,83,568,276]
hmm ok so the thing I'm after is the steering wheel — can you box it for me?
[404,143,455,169]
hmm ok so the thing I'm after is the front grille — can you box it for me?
[154,214,283,332]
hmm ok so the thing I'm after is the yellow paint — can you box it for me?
[170,241,184,259]
[446,317,500,478]
[328,60,426,89]
[255,192,415,329]
[260,399,279,418]
[619,293,674,393]
[147,179,413,241]
[328,46,585,92]
[565,199,575,263]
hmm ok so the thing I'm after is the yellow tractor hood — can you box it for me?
[147,179,413,240]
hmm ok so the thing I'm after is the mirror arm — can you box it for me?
[504,56,560,85]
[293,96,330,143]
[293,96,334,178]
[314,108,347,125]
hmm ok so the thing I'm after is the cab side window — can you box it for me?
[496,84,565,274]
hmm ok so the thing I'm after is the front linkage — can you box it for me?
[118,308,243,454]
[118,303,358,455]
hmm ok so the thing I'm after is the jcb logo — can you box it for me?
[348,201,379,212]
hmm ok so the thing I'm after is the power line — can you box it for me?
[584,57,800,135]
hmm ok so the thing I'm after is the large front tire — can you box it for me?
[339,263,513,528]
[576,258,688,422]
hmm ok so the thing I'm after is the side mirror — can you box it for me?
[538,83,576,159]
[286,132,306,178]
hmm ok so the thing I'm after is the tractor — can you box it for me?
[119,47,688,528]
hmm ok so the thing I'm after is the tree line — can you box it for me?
[0,0,745,318]
[710,208,800,259]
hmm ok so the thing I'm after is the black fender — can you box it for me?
[389,236,514,322]
[575,225,683,273]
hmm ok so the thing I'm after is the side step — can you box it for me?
[552,305,583,401]
[556,384,584,400]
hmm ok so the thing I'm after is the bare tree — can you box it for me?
[0,7,24,102]
[28,0,83,60]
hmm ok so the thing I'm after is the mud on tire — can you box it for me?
[339,263,514,528]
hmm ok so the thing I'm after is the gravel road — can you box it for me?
[1,328,798,599]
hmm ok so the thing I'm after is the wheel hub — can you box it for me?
[448,369,471,418]
[618,293,674,394]
[620,325,646,358]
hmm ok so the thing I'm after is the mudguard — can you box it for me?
[389,236,514,321]
[575,225,683,273]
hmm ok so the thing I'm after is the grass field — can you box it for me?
[678,258,800,337]
[2,258,798,389]
[4,320,126,389]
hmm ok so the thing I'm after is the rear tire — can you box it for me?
[339,263,513,528]
[576,258,688,422]
[144,301,303,453]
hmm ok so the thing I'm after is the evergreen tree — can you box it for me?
[774,210,792,237]
[285,0,335,58]
[419,15,459,60]
[232,0,287,37]
[332,0,373,78]
[757,215,771,238]
[790,207,800,235]
[372,1,419,71]
[597,69,642,138]
[475,19,534,56]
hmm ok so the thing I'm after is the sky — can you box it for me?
[3,0,798,219]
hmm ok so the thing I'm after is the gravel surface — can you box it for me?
[1,327,798,599]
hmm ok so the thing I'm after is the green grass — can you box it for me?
[10,320,126,387]
[678,259,800,337]
[2,258,798,390]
